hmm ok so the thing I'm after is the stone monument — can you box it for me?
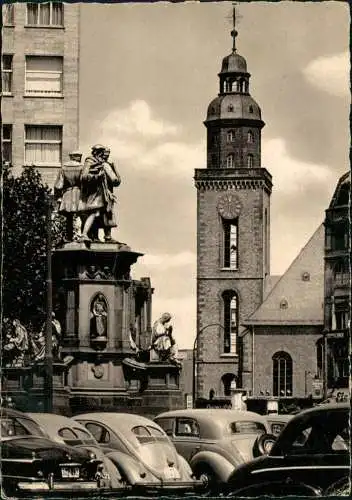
[50,145,183,416]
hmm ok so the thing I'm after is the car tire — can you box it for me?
[253,433,277,457]
[194,465,217,495]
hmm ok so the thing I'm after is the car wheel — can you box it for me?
[194,465,217,494]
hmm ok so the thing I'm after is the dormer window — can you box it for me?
[249,105,254,113]
[226,154,234,168]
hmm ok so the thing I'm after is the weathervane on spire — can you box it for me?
[231,2,239,53]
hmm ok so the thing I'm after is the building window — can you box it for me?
[247,130,254,143]
[227,130,235,143]
[334,259,349,286]
[221,373,237,396]
[247,154,253,168]
[2,125,12,164]
[2,55,13,93]
[249,105,254,113]
[223,218,238,269]
[25,125,62,165]
[227,104,234,112]
[280,299,288,309]
[273,351,293,397]
[226,154,234,168]
[222,292,238,354]
[3,4,14,25]
[26,2,63,26]
[331,223,348,251]
[301,271,310,282]
[25,56,63,95]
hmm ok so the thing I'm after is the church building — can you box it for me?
[194,16,327,404]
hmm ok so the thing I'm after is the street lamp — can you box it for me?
[45,193,54,413]
[192,323,225,407]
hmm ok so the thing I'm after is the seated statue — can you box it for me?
[150,313,181,367]
[3,319,29,367]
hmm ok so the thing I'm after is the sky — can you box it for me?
[78,1,350,349]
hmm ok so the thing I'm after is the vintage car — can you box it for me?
[265,413,293,437]
[154,408,271,492]
[74,412,202,495]
[1,407,106,498]
[226,403,350,497]
[26,412,123,489]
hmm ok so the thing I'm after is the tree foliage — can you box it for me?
[2,165,66,329]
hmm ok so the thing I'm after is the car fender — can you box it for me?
[105,450,147,485]
[177,454,193,478]
[190,450,235,483]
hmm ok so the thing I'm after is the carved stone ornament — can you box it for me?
[217,193,242,219]
[91,364,104,379]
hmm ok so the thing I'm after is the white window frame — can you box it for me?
[226,154,234,168]
[26,2,64,27]
[247,154,253,168]
[24,125,62,166]
[227,130,235,143]
[2,54,13,94]
[25,56,63,96]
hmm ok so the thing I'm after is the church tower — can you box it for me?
[194,10,272,400]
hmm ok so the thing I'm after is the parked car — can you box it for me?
[74,412,202,495]
[226,403,350,497]
[154,408,270,492]
[26,412,123,489]
[265,413,293,437]
[0,407,106,498]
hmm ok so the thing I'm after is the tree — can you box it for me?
[1,165,66,330]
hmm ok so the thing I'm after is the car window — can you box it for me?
[58,427,79,440]
[230,421,266,434]
[154,417,174,436]
[1,418,30,437]
[132,425,151,437]
[175,418,200,437]
[84,422,110,444]
[73,426,97,443]
[147,426,165,437]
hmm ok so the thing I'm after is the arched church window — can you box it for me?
[227,130,235,143]
[247,131,254,143]
[247,154,253,168]
[226,154,234,168]
[222,291,238,354]
[272,351,292,396]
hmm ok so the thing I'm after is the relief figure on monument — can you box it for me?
[79,145,121,243]
[90,293,108,339]
[3,318,29,368]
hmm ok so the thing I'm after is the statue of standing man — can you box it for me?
[79,145,121,242]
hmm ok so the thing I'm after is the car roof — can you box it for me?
[73,412,162,431]
[293,402,350,419]
[1,407,30,418]
[155,408,267,423]
[26,412,94,437]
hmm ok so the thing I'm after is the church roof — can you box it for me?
[244,224,324,326]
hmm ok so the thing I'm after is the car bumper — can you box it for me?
[17,480,101,494]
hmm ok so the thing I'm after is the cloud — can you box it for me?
[262,137,338,194]
[99,100,179,138]
[302,51,350,98]
[90,100,205,178]
[140,251,196,270]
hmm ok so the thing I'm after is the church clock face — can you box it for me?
[217,193,242,219]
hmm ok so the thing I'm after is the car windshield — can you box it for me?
[272,409,350,456]
[130,425,178,471]
[229,421,266,434]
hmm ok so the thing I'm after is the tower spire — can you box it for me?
[231,3,238,53]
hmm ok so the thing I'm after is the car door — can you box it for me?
[172,417,201,463]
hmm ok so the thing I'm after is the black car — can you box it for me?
[227,403,350,497]
[0,407,105,498]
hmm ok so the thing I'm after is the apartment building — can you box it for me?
[2,2,80,186]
